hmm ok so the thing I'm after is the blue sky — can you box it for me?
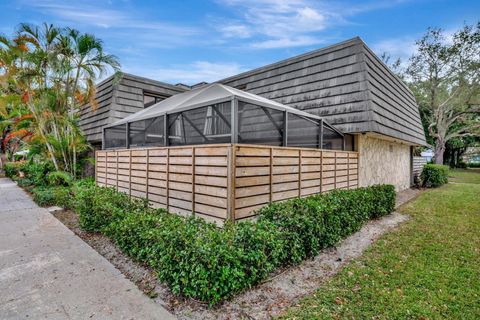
[0,0,478,85]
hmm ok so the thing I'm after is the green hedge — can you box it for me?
[74,184,396,305]
[32,186,72,208]
[421,164,449,188]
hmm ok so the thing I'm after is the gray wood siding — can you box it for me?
[362,45,426,145]
[220,37,426,146]
[78,76,115,143]
[79,73,187,144]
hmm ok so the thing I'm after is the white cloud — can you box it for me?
[217,0,412,49]
[20,0,200,42]
[251,35,324,49]
[125,61,246,85]
[372,37,417,61]
[219,24,252,38]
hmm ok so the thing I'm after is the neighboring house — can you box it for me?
[463,147,480,164]
[80,37,427,193]
[421,149,434,162]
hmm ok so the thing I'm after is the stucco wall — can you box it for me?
[357,134,411,191]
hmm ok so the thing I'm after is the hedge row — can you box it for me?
[73,184,396,305]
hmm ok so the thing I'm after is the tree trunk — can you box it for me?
[434,140,446,164]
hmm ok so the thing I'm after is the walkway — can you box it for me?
[0,178,175,320]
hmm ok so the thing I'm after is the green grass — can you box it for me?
[449,168,480,184]
[280,171,480,319]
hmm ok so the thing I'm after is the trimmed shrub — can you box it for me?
[421,164,449,188]
[31,186,72,207]
[74,183,396,305]
[75,184,148,232]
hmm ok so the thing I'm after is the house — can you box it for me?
[81,37,427,223]
[219,37,426,190]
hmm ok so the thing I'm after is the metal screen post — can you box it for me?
[319,119,324,149]
[125,123,130,149]
[102,128,105,150]
[283,111,288,146]
[231,97,238,143]
[164,115,169,146]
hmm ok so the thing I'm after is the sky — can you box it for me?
[0,0,478,85]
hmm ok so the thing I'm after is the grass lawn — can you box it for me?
[281,169,480,319]
[449,168,480,184]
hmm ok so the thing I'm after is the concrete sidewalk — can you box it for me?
[0,178,175,320]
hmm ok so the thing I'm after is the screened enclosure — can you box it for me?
[103,83,345,150]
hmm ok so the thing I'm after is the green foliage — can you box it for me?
[4,162,23,178]
[73,183,396,305]
[4,160,53,188]
[421,164,449,188]
[74,184,148,232]
[47,171,73,186]
[257,185,396,264]
[31,186,72,208]
[468,162,480,168]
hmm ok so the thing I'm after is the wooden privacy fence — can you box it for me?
[96,144,359,225]
[412,156,427,183]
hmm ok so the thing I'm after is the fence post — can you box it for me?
[192,146,195,216]
[298,149,302,198]
[226,144,236,222]
[347,152,350,189]
[166,148,170,212]
[146,148,149,201]
[128,149,132,198]
[105,151,108,187]
[116,151,119,191]
[269,147,273,203]
[334,151,337,189]
[320,150,323,194]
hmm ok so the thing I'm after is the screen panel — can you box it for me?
[104,124,126,149]
[238,101,284,146]
[287,113,321,148]
[323,126,344,150]
[129,116,164,147]
[168,102,231,146]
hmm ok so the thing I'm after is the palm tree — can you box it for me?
[1,23,120,177]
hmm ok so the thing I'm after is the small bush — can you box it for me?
[468,162,480,168]
[74,183,396,305]
[31,186,72,208]
[47,171,73,186]
[75,184,148,232]
[20,161,52,187]
[421,164,449,188]
[4,162,23,178]
[5,160,53,187]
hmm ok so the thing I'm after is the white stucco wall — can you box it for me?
[357,134,411,191]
